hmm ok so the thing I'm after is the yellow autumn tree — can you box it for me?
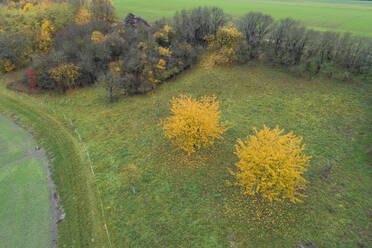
[49,64,81,91]
[39,20,55,53]
[229,125,311,203]
[203,24,242,67]
[162,95,228,155]
[75,5,91,25]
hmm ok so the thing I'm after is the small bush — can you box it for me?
[229,125,311,203]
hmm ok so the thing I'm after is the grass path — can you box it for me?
[0,72,109,247]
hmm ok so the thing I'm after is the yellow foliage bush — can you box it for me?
[203,24,242,67]
[109,61,122,73]
[158,47,172,57]
[22,3,33,12]
[49,64,81,90]
[0,59,17,73]
[229,125,311,203]
[75,5,91,25]
[91,31,106,44]
[38,20,55,53]
[154,25,174,45]
[147,70,161,84]
[202,47,238,67]
[206,24,242,50]
[156,59,167,70]
[162,95,228,155]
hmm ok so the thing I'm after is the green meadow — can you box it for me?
[113,0,372,36]
[1,64,371,247]
[0,0,371,247]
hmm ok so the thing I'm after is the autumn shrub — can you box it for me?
[91,30,106,44]
[229,125,311,203]
[206,24,243,50]
[204,24,242,66]
[162,95,228,155]
[38,19,55,53]
[154,25,175,47]
[49,64,81,91]
[75,5,91,25]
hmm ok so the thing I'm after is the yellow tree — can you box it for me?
[161,95,228,155]
[39,20,55,53]
[203,24,243,66]
[75,5,91,25]
[229,125,311,203]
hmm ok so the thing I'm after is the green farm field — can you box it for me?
[113,0,372,36]
[1,64,371,247]
[0,114,50,248]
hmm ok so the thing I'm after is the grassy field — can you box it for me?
[113,0,372,36]
[1,64,371,247]
[0,114,50,248]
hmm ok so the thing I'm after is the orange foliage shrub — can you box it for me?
[229,125,311,203]
[162,95,228,155]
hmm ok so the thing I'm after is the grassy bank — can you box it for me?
[0,72,109,247]
[113,0,372,36]
[1,64,370,246]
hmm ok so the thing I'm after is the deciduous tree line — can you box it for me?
[235,13,372,81]
[1,3,371,94]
